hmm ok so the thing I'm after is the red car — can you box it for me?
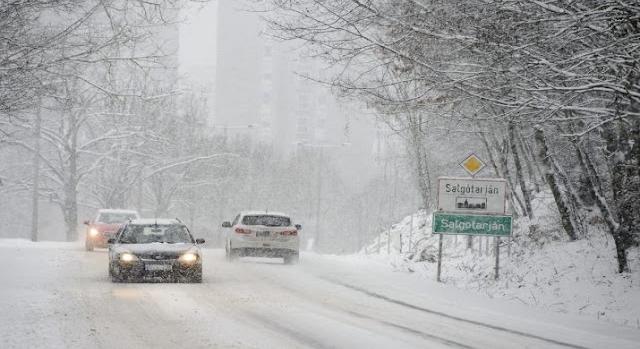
[84,209,140,251]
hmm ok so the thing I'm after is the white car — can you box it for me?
[223,211,301,264]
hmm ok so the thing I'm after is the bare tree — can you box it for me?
[263,0,640,271]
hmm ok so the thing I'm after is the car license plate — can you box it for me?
[256,231,270,238]
[145,264,172,272]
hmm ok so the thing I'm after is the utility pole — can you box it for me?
[31,100,42,242]
[356,199,363,252]
[314,147,323,250]
[391,154,398,254]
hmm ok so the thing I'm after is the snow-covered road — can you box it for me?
[1,240,638,349]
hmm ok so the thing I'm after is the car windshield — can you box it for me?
[242,215,290,227]
[97,212,138,224]
[118,224,193,244]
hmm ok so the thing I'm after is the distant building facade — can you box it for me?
[214,0,350,155]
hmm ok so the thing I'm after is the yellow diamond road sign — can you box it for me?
[460,154,486,176]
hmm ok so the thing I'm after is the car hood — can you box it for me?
[114,243,197,255]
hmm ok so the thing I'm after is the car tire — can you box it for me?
[111,271,124,283]
[284,252,299,265]
[228,247,239,262]
[109,264,123,282]
[85,239,94,251]
[191,272,203,283]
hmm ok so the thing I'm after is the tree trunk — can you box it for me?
[533,125,577,240]
[62,107,80,242]
[580,141,606,200]
[31,102,42,242]
[549,154,587,237]
[63,176,78,241]
[499,137,527,216]
[509,122,534,218]
[479,131,520,217]
[601,117,639,273]
[407,114,433,210]
[519,130,545,191]
[516,129,540,193]
[65,149,79,241]
[571,138,598,206]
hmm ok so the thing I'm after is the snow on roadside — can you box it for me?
[0,238,80,250]
[362,192,640,329]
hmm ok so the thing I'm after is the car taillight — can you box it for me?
[235,227,251,234]
[281,230,297,236]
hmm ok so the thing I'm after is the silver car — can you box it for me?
[108,219,205,283]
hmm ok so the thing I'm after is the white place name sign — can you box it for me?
[437,177,507,215]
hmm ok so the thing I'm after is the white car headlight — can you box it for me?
[179,253,198,263]
[119,253,138,262]
[89,228,99,237]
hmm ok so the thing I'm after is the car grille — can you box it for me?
[138,253,179,261]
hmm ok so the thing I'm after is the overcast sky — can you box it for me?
[179,2,218,82]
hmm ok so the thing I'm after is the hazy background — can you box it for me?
[0,0,422,253]
[179,0,382,187]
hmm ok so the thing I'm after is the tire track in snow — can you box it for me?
[343,310,475,349]
[244,311,334,349]
[220,258,479,349]
[319,277,588,349]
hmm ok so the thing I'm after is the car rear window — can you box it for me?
[242,215,290,227]
[97,212,138,224]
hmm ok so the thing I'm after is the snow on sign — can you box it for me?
[460,153,486,176]
[433,212,512,236]
[437,177,507,215]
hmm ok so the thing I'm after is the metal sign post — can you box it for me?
[436,234,443,282]
[494,237,500,280]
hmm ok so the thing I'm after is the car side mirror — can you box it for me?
[83,220,90,225]
[107,238,115,244]
[295,224,302,230]
[222,221,231,228]
[196,238,205,244]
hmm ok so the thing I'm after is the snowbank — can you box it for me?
[362,192,640,328]
[0,238,80,250]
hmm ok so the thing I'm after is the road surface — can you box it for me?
[1,240,638,348]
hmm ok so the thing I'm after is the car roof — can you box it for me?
[97,209,139,215]
[240,210,290,218]
[128,218,181,225]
